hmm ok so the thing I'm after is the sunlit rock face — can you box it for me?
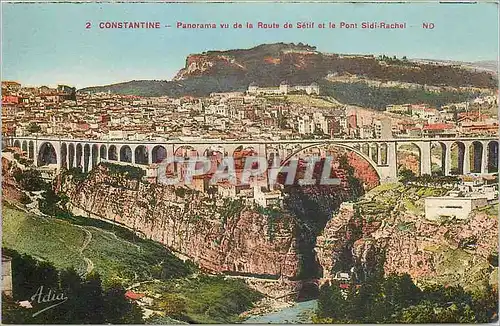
[315,183,498,292]
[57,156,372,282]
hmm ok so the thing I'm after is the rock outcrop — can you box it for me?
[59,165,300,278]
[315,183,498,291]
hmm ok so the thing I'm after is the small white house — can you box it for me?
[424,195,488,221]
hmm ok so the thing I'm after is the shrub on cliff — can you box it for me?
[13,169,47,192]
[315,272,497,323]
[101,162,145,180]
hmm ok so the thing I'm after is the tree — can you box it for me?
[317,282,346,319]
[398,300,438,323]
[103,281,144,324]
[398,168,416,184]
[27,122,42,133]
[158,293,187,319]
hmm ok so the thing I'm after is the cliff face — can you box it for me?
[315,183,498,291]
[58,165,300,278]
[172,43,497,88]
[1,156,23,203]
[56,161,368,281]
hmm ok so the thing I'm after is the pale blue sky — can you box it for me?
[2,2,499,88]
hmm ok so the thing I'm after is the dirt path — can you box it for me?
[77,226,94,275]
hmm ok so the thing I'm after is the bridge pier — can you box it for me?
[481,141,488,174]
[378,142,397,183]
[417,141,432,176]
[463,142,471,175]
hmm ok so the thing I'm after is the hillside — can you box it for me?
[79,43,497,101]
[2,203,191,282]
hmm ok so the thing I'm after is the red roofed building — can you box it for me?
[124,290,145,300]
[422,123,456,137]
[2,95,19,104]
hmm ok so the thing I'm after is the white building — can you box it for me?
[247,82,319,96]
[253,186,283,208]
[298,115,315,134]
[424,195,488,221]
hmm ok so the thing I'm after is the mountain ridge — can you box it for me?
[79,43,497,98]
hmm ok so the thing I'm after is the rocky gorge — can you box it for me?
[56,162,363,287]
[55,159,497,296]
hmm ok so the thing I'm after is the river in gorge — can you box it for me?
[242,300,318,324]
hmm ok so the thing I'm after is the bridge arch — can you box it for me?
[75,143,83,169]
[120,145,133,163]
[28,141,34,159]
[233,145,258,169]
[369,143,378,163]
[174,145,198,158]
[134,145,148,165]
[108,145,118,161]
[68,143,75,168]
[203,145,226,158]
[378,143,388,165]
[37,142,58,166]
[22,141,28,153]
[450,141,466,175]
[13,140,21,148]
[152,145,167,163]
[92,144,99,169]
[430,141,446,176]
[280,142,381,181]
[397,142,421,176]
[469,141,483,173]
[100,145,107,160]
[361,143,370,156]
[83,144,91,172]
[487,141,499,173]
[60,142,68,169]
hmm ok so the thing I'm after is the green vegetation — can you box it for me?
[318,80,481,110]
[377,54,411,65]
[284,94,339,108]
[101,162,145,180]
[2,204,191,283]
[13,153,34,166]
[12,169,47,192]
[257,205,282,241]
[140,275,263,323]
[398,168,460,186]
[1,249,143,324]
[27,122,41,133]
[314,272,498,323]
[219,198,245,228]
[63,167,88,182]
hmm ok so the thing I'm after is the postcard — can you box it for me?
[1,1,499,324]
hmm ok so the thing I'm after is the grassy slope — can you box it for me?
[2,204,189,283]
[2,204,262,323]
[2,205,86,271]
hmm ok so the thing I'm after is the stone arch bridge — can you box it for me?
[6,136,499,184]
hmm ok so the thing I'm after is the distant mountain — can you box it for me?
[411,58,498,75]
[469,60,498,73]
[79,43,497,97]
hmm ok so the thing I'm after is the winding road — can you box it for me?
[77,226,94,275]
